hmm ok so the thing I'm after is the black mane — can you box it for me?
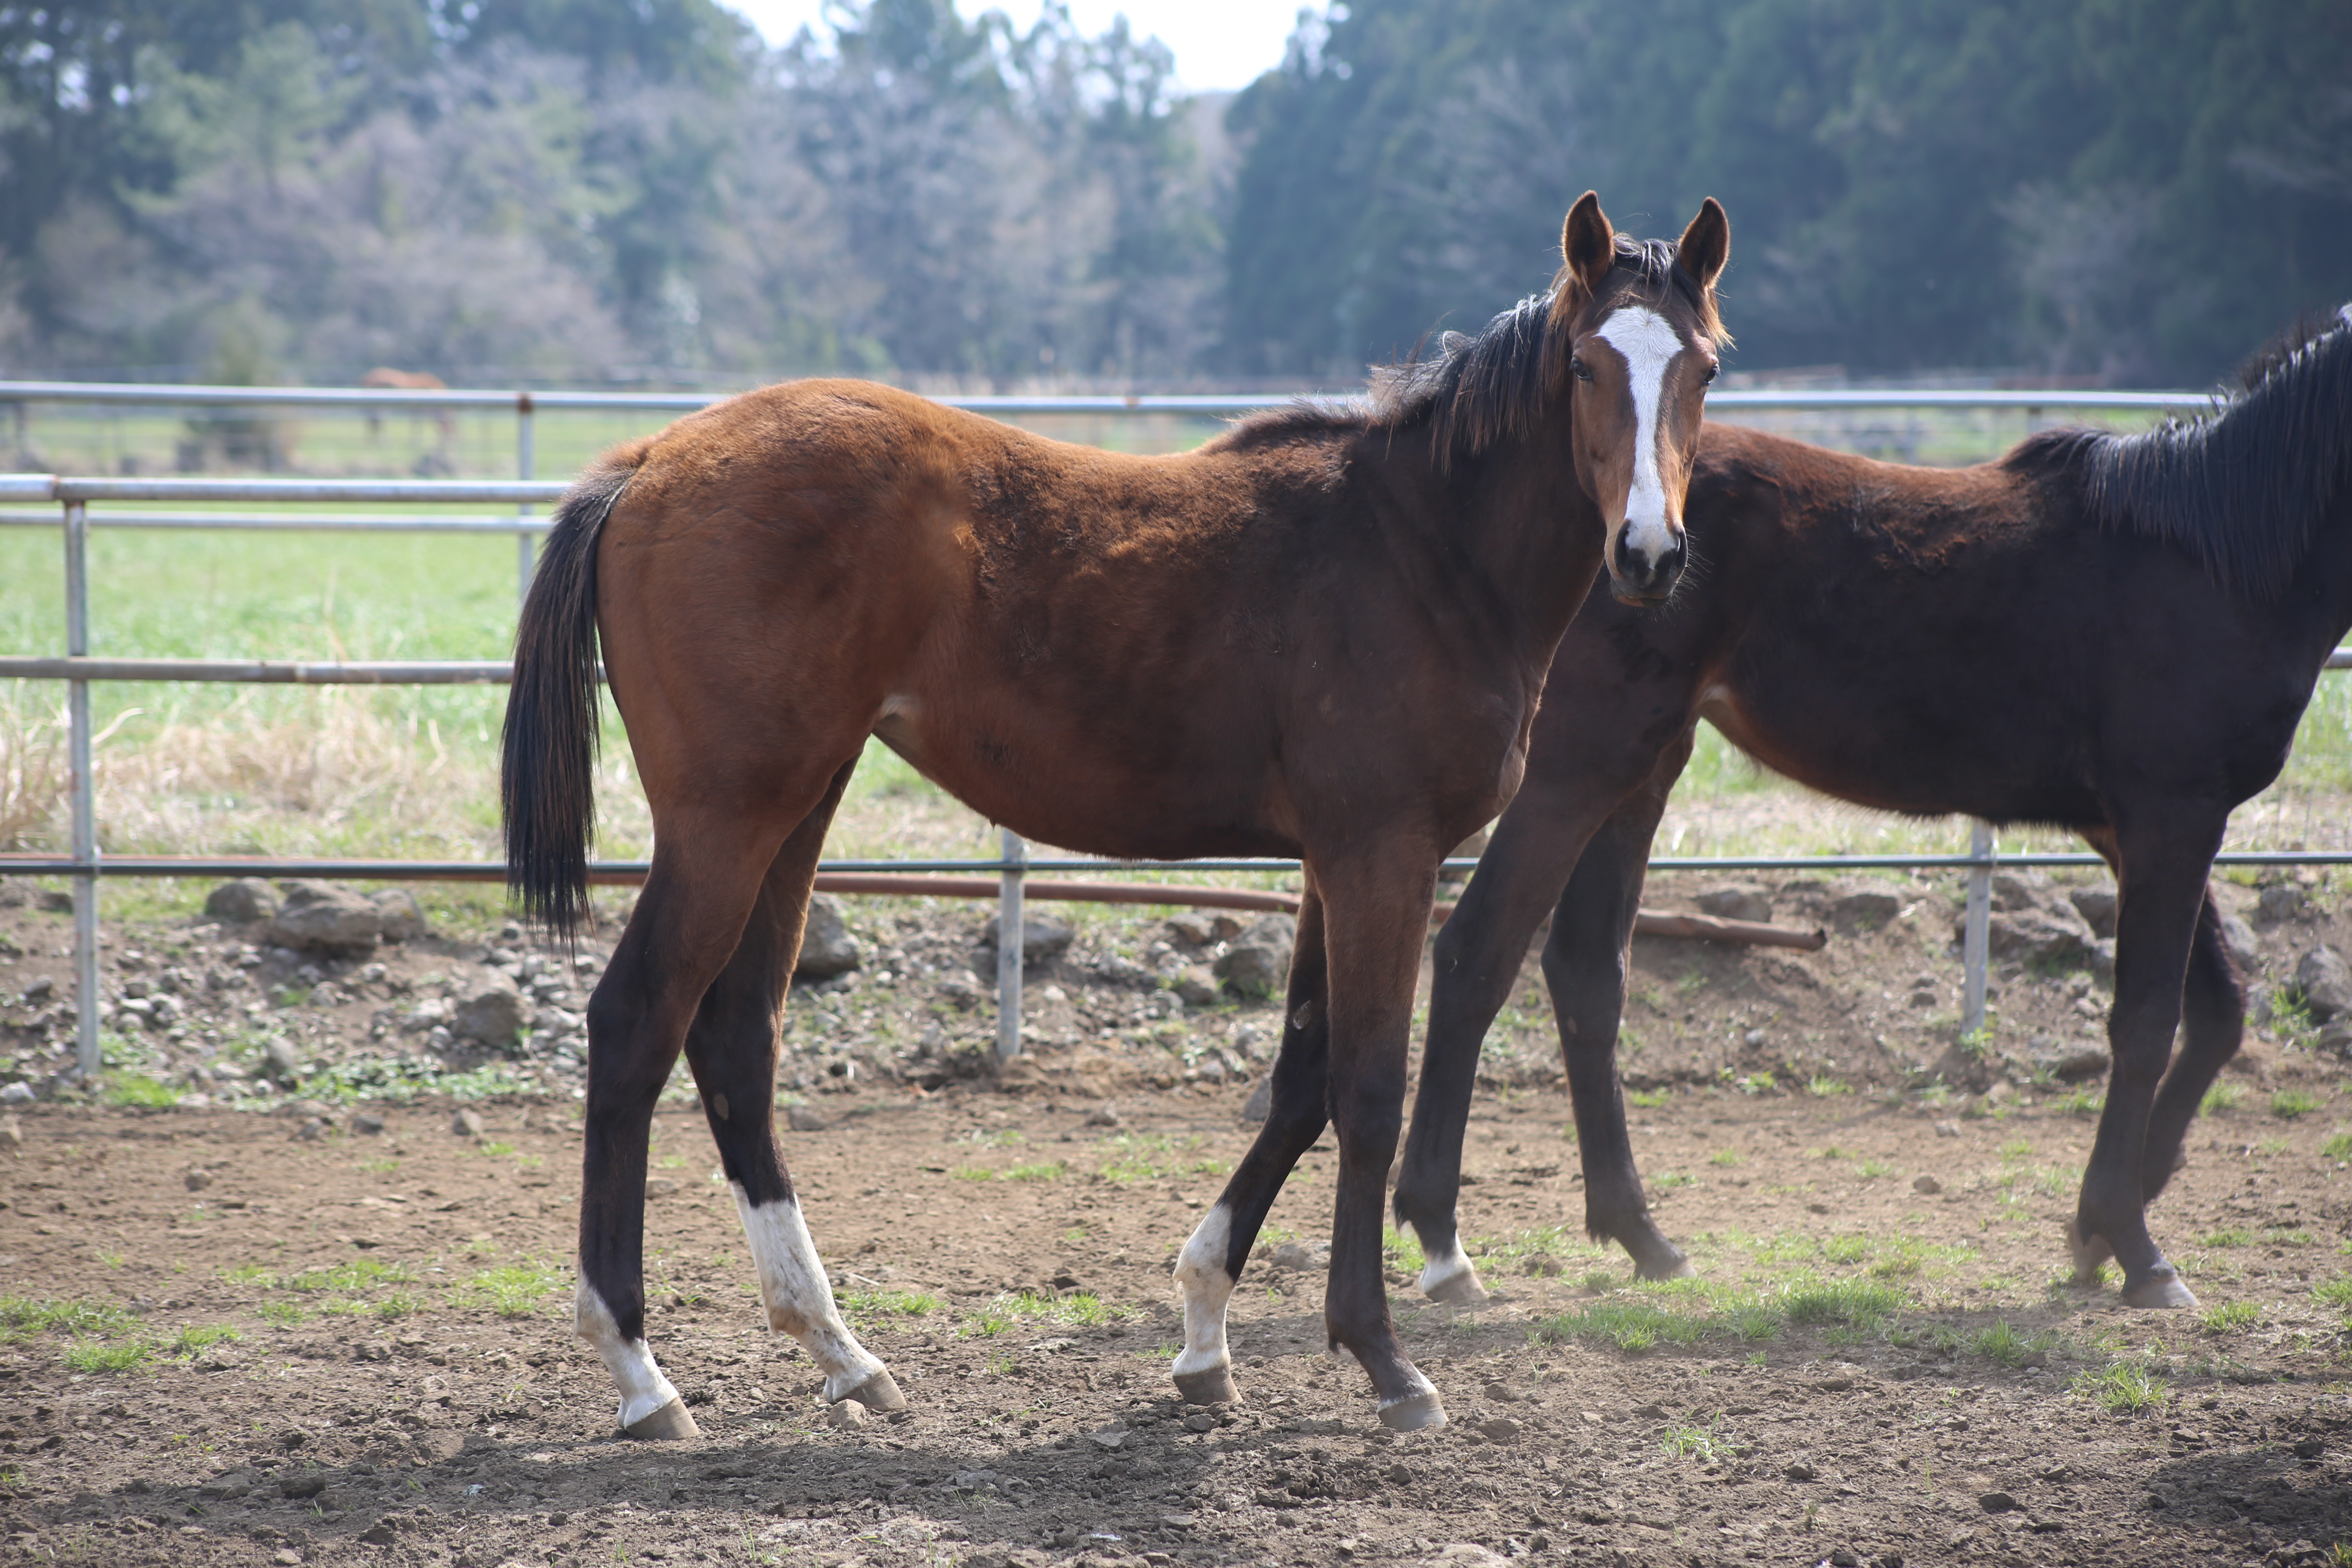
[1216,234,1717,466]
[2010,306,2352,599]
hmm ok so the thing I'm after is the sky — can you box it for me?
[722,0,1305,93]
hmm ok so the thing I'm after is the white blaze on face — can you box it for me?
[1171,1203,1237,1382]
[733,1184,889,1402]
[576,1281,684,1430]
[1594,305,1687,571]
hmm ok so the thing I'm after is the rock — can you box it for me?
[1476,1418,1522,1443]
[1828,889,1900,934]
[1911,1175,1941,1195]
[827,1399,867,1429]
[19,976,51,1004]
[371,889,427,942]
[451,1107,485,1139]
[1933,1119,1960,1138]
[1970,904,2096,969]
[2257,884,2309,924]
[265,882,382,954]
[1269,1241,1319,1271]
[1977,1491,2018,1514]
[2069,885,2119,938]
[2296,947,2352,1020]
[786,1103,829,1132]
[1240,1074,1273,1125]
[296,1117,327,1141]
[1989,871,2051,912]
[1087,1421,1128,1450]
[2027,1039,2109,1082]
[261,1038,304,1085]
[2088,937,2117,984]
[204,879,281,924]
[185,1168,212,1192]
[398,998,452,1034]
[1783,1461,1817,1481]
[1083,1104,1123,1128]
[352,1112,386,1135]
[278,1473,328,1499]
[1174,967,1222,1008]
[1183,1412,1216,1433]
[796,896,863,980]
[2218,912,2261,973]
[1695,884,1772,924]
[0,1084,31,1107]
[1213,944,1288,1000]
[1165,915,1216,947]
[452,984,528,1048]
[977,912,1073,967]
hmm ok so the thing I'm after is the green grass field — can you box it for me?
[4,397,2347,878]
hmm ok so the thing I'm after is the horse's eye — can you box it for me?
[1702,362,1719,385]
[1570,357,1592,382]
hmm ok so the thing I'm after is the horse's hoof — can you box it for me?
[1635,1252,1695,1283]
[1378,1389,1448,1432]
[623,1397,702,1441]
[2065,1220,2114,1286]
[1173,1364,1239,1405]
[1423,1270,1489,1306]
[842,1369,906,1412]
[2120,1272,2198,1310]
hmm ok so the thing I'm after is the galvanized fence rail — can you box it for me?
[0,373,2329,1089]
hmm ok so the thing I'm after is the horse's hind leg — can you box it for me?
[1173,883,1331,1406]
[2140,884,2243,1202]
[1541,769,1689,1281]
[574,773,846,1439]
[681,760,902,1412]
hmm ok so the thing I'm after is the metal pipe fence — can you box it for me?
[0,372,2320,1086]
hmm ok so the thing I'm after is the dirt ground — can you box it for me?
[1,870,2350,1567]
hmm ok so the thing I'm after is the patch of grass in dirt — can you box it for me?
[0,1297,141,1343]
[1651,1171,1696,1191]
[290,1056,541,1105]
[1658,1421,1723,1461]
[2272,1089,2325,1119]
[1966,1319,2059,1365]
[272,1258,419,1294]
[1781,1276,1904,1329]
[1534,1295,1707,1354]
[2071,1358,2170,1414]
[958,1290,1121,1337]
[953,1160,1067,1183]
[62,1339,152,1373]
[1805,1075,1852,1098]
[466,1261,568,1318]
[2322,1130,2352,1161]
[2199,1301,2261,1335]
[2051,1088,2105,1118]
[259,1301,308,1327]
[1625,1087,1671,1109]
[97,1070,183,1108]
[2198,1228,2258,1249]
[2202,1082,2246,1115]
[1382,1225,1426,1276]
[2312,1276,2352,1312]
[1708,1149,1742,1167]
[841,1288,944,1321]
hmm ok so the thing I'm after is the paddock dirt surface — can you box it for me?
[2,871,2351,1568]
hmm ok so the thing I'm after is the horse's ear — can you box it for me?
[1677,198,1730,292]
[1561,192,1615,305]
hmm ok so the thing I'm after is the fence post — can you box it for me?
[516,394,537,605]
[996,829,1025,1060]
[1961,819,1994,1040]
[62,497,100,1082]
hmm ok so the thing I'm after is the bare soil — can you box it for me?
[0,869,2349,1568]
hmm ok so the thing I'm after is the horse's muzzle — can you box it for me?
[1609,528,1686,605]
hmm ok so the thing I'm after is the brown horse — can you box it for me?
[1393,307,2352,1312]
[501,192,1730,1436]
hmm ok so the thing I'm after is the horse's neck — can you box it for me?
[1426,436,1606,664]
[2298,503,2352,664]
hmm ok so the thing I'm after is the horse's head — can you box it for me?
[1548,192,1729,605]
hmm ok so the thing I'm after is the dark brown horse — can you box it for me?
[1393,307,2352,1312]
[501,193,1731,1435]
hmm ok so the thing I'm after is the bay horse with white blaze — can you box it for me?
[502,193,1731,1435]
[1393,306,2352,1312]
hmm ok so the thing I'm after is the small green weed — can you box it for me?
[1626,1087,1671,1109]
[2051,1088,2104,1118]
[1708,1149,1742,1167]
[166,1325,240,1357]
[2322,1130,2352,1161]
[842,1288,944,1319]
[1806,1075,1852,1098]
[2199,1301,2260,1335]
[2201,1082,2245,1115]
[2071,1359,2169,1414]
[2198,1228,2256,1249]
[98,1071,182,1108]
[467,1261,568,1318]
[0,1297,140,1342]
[1659,1422,1719,1461]
[2311,1276,2352,1311]
[1781,1277,1903,1329]
[64,1339,152,1373]
[1854,1158,1895,1180]
[2272,1089,2325,1119]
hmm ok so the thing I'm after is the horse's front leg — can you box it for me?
[1543,760,1690,1280]
[1173,883,1331,1405]
[577,822,792,1438]
[1398,775,1632,1302]
[2069,809,2223,1308]
[1317,852,1447,1431]
[685,766,902,1413]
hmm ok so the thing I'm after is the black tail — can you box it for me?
[502,463,635,938]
